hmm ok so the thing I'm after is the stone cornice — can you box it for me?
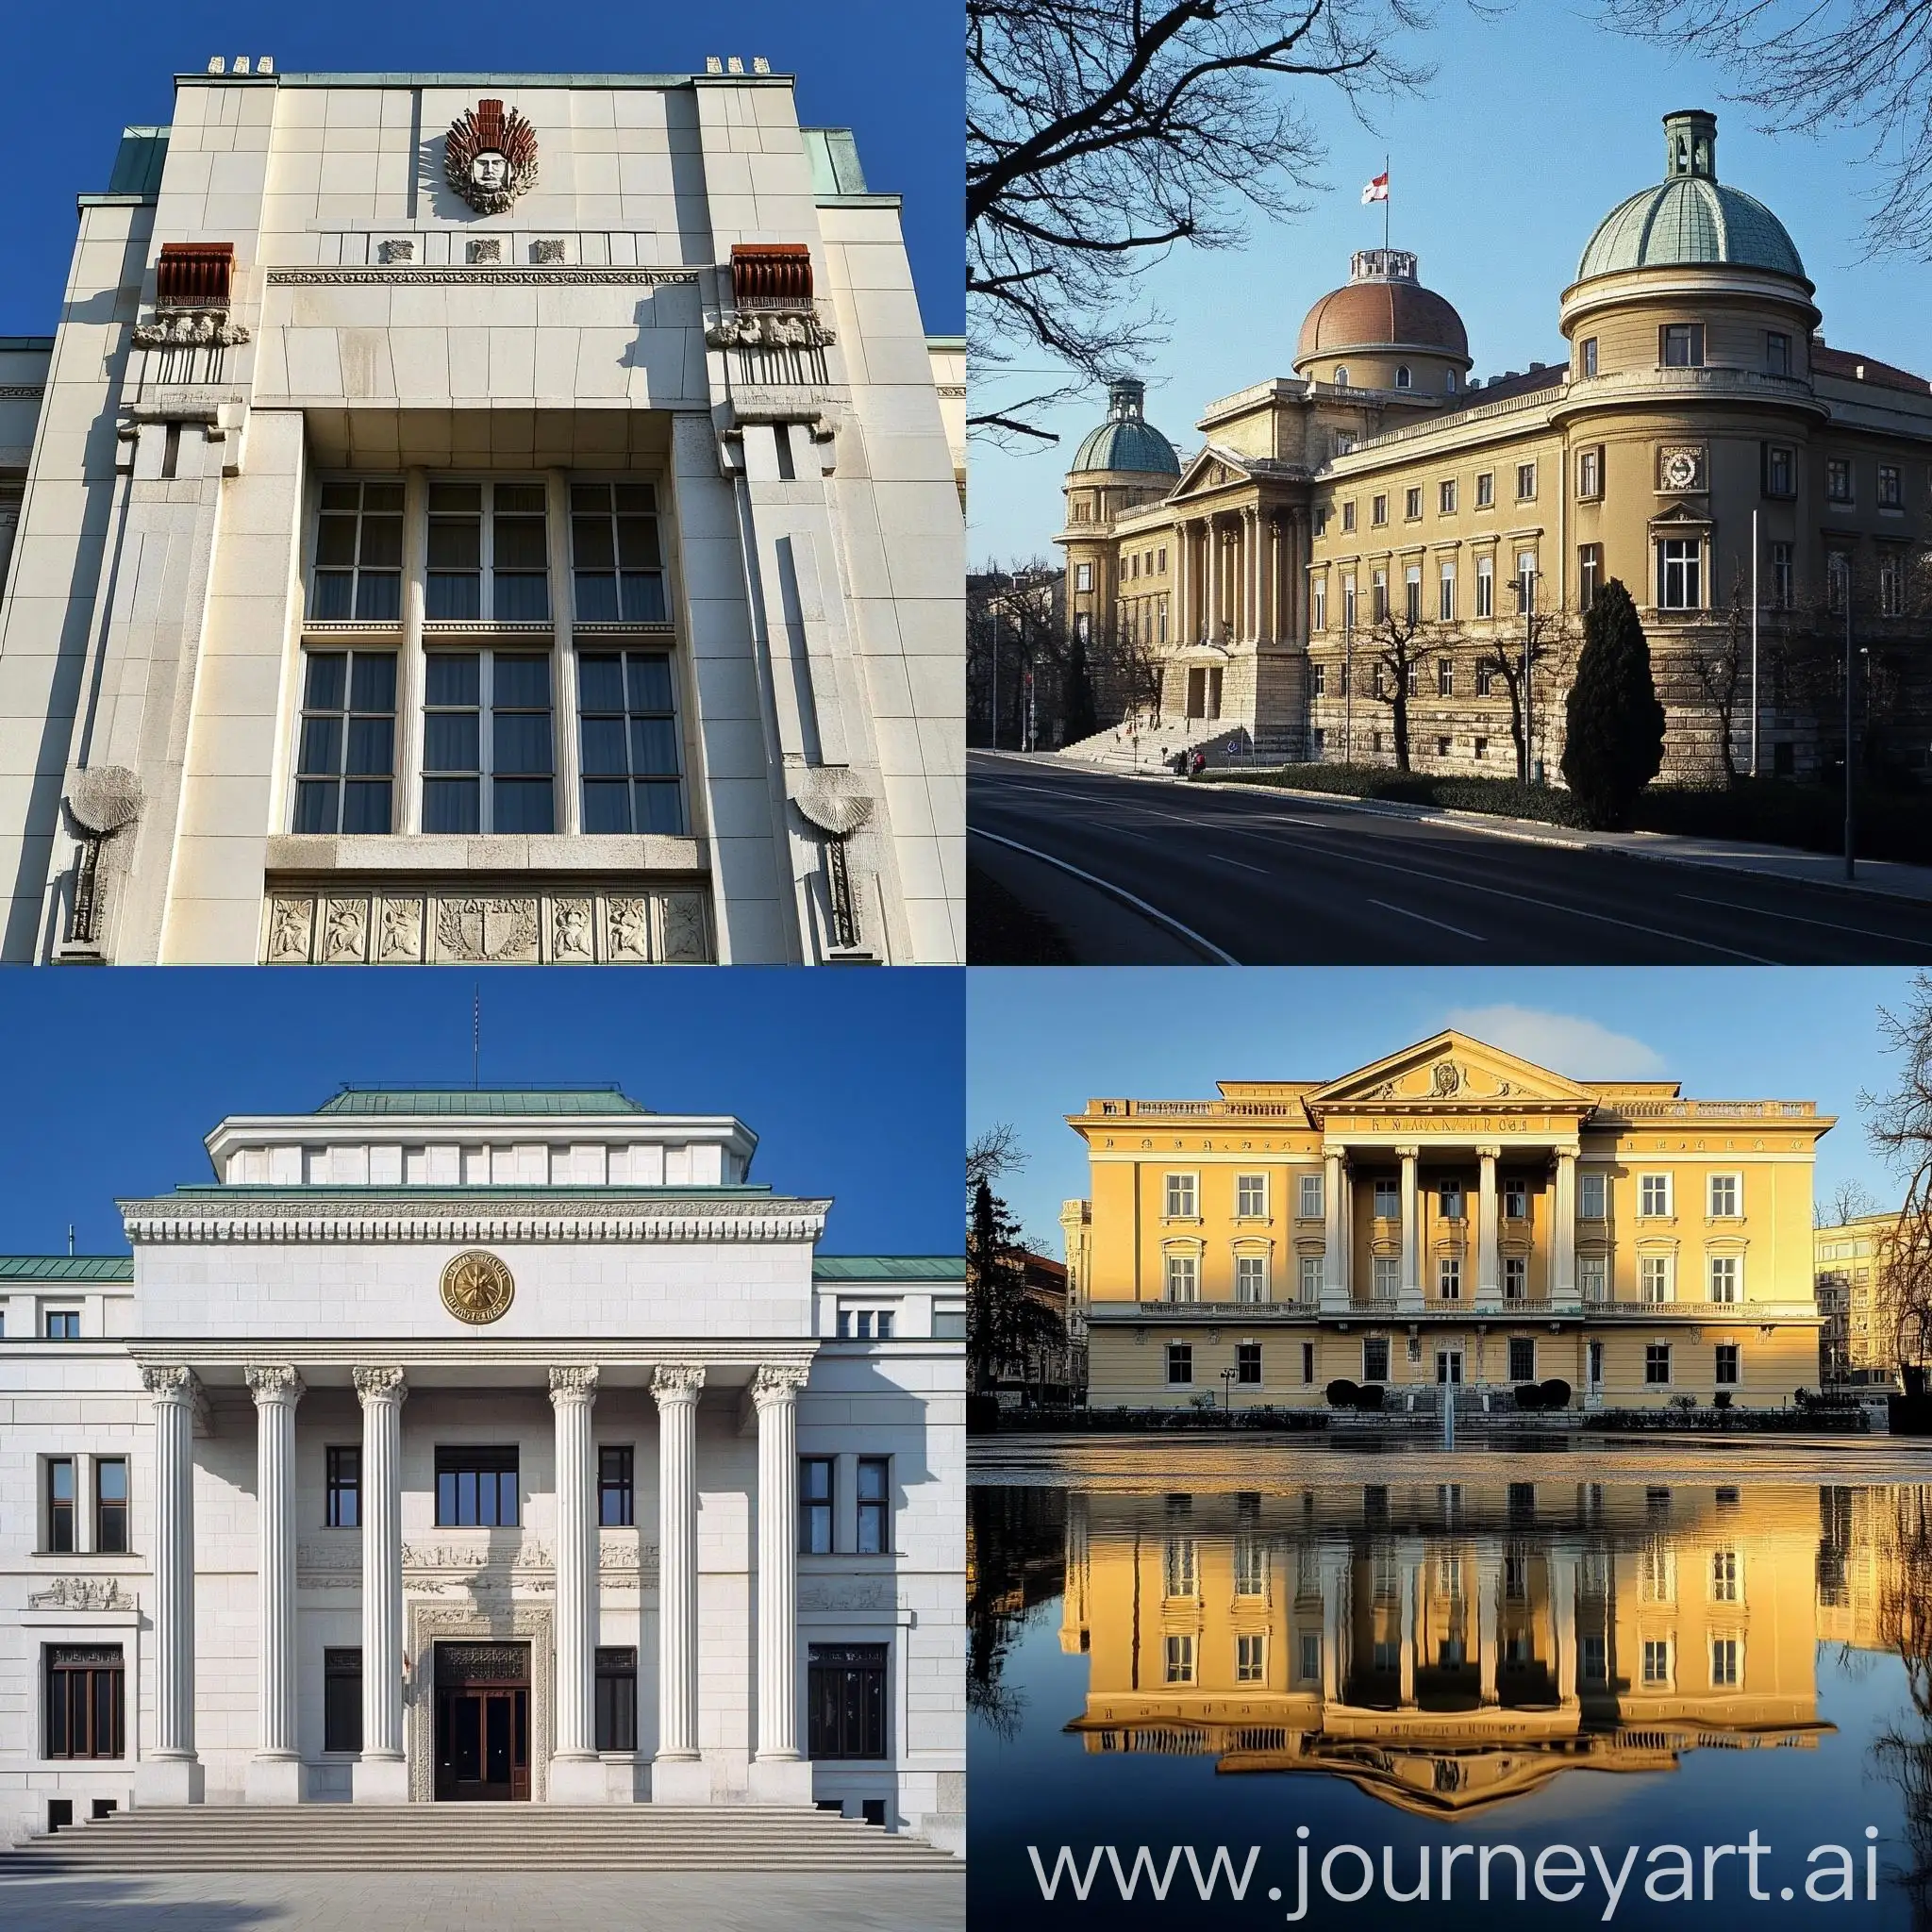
[125,1338,820,1376]
[265,267,699,287]
[119,1192,830,1244]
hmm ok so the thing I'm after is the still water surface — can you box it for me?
[970,1444,1932,1928]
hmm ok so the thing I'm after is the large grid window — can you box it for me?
[324,1649,361,1753]
[1237,1174,1267,1217]
[45,1457,75,1553]
[1641,1256,1674,1304]
[312,480,403,621]
[800,1457,834,1554]
[1508,1337,1536,1382]
[1362,1336,1391,1381]
[1165,1173,1197,1217]
[45,1646,124,1759]
[94,1458,128,1554]
[598,1446,635,1527]
[1164,1255,1198,1302]
[325,1447,359,1529]
[1645,1344,1673,1385]
[426,481,551,622]
[1167,1343,1193,1385]
[571,483,668,624]
[1661,323,1705,367]
[1658,539,1702,609]
[594,1646,637,1752]
[857,1457,891,1555]
[578,652,684,834]
[294,652,396,833]
[434,1446,519,1527]
[423,652,554,833]
[808,1643,886,1759]
[1235,1256,1267,1303]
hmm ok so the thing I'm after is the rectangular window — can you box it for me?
[1504,1180,1527,1220]
[1645,1343,1672,1385]
[1362,1336,1391,1381]
[1475,557,1494,618]
[1709,1256,1740,1304]
[45,1646,125,1760]
[1164,1634,1195,1683]
[571,481,666,623]
[1826,458,1854,504]
[1436,657,1454,697]
[1373,1254,1398,1297]
[1341,500,1357,534]
[1711,1637,1740,1688]
[45,1457,75,1553]
[1516,462,1537,500]
[594,1646,637,1753]
[1708,1173,1740,1218]
[1880,464,1903,509]
[1237,1173,1268,1217]
[423,651,555,833]
[800,1457,834,1555]
[1773,541,1794,609]
[1641,1174,1673,1217]
[1439,479,1457,515]
[578,650,684,834]
[1311,660,1327,698]
[1579,1255,1607,1300]
[1767,331,1790,375]
[1298,1255,1323,1303]
[1641,1255,1673,1304]
[1074,562,1092,591]
[1374,1178,1399,1218]
[1661,323,1705,367]
[1312,581,1327,632]
[1439,1180,1463,1220]
[1474,472,1494,508]
[1405,567,1423,625]
[1166,1343,1193,1385]
[1372,570,1389,623]
[1297,1173,1323,1219]
[1231,1632,1268,1684]
[426,480,551,623]
[808,1643,887,1759]
[1438,563,1456,622]
[857,1457,891,1554]
[1828,552,1851,613]
[324,1648,362,1753]
[325,1446,359,1529]
[1642,1639,1670,1686]
[1235,1255,1268,1303]
[1237,1342,1262,1386]
[1301,1341,1316,1385]
[1475,663,1493,696]
[93,1458,127,1555]
[1372,493,1389,526]
[1764,444,1795,498]
[1577,447,1601,498]
[598,1445,635,1527]
[1715,1342,1740,1386]
[1580,1173,1607,1219]
[1164,1254,1198,1303]
[434,1446,519,1527]
[1504,1256,1527,1302]
[1580,337,1599,378]
[1508,1337,1536,1382]
[1165,1173,1197,1218]
[1882,553,1906,616]
[293,651,397,834]
[44,1309,79,1340]
[311,479,403,622]
[1405,487,1423,521]
[1438,1257,1461,1300]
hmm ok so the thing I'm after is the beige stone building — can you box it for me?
[1057,108,1932,780]
[1815,1210,1899,1386]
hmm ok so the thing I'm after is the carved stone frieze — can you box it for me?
[132,309,251,348]
[27,1577,137,1611]
[321,897,370,964]
[437,895,539,963]
[797,1577,895,1612]
[704,307,836,350]
[266,268,697,286]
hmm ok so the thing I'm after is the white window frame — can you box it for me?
[1708,1254,1741,1304]
[1475,556,1494,618]
[1439,563,1455,621]
[1165,1635,1195,1683]
[1234,1254,1269,1304]
[1372,1255,1399,1299]
[1164,1172,1198,1219]
[1236,1173,1268,1218]
[1163,1254,1199,1304]
[1578,1254,1607,1301]
[1710,1635,1741,1689]
[1438,1257,1461,1300]
[1297,1173,1324,1220]
[1503,1256,1527,1302]
[1579,1172,1607,1219]
[1641,1254,1674,1304]
[1707,1172,1740,1218]
[1639,1173,1673,1218]
[1657,538,1702,610]
[1297,1255,1324,1303]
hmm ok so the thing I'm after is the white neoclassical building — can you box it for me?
[0,55,963,965]
[0,1087,965,1849]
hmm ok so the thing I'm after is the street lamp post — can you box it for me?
[1220,1366,1239,1414]
[1511,567,1539,783]
[1343,598,1355,767]
[1844,579,1857,881]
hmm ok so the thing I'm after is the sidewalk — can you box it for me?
[1004,752,1932,904]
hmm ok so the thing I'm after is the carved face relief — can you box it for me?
[470,151,509,193]
[444,100,540,215]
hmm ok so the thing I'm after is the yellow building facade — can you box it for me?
[1815,1211,1899,1384]
[1068,1029,1827,1410]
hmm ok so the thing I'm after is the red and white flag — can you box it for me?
[1361,171,1390,204]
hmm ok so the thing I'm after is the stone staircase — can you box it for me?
[1,1805,960,1873]
[1056,716,1301,772]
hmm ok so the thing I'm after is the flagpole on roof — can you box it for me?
[1385,154,1391,252]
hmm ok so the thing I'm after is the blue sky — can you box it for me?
[0,0,958,338]
[969,968,1919,1248]
[0,969,963,1258]
[971,4,1923,564]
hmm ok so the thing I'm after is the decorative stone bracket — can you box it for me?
[132,309,251,349]
[792,769,874,959]
[57,765,142,960]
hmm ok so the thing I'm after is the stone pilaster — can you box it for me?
[1475,1144,1502,1309]
[137,1364,203,1804]
[651,1361,709,1803]
[245,1364,305,1804]
[1320,1150,1349,1311]
[1552,1149,1578,1309]
[353,1366,408,1803]
[548,1365,607,1802]
[1397,1146,1423,1311]
[749,1362,813,1804]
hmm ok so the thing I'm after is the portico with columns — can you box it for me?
[0,1086,964,1848]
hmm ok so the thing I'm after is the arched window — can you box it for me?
[1444,370,1458,392]
[1395,365,1412,390]
[1333,366,1349,388]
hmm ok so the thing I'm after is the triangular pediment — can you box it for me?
[1307,1031,1600,1115]
[1170,442,1256,502]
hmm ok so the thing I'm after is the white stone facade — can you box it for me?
[0,63,962,965]
[0,1090,965,1850]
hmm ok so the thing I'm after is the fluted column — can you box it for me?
[1321,1150,1348,1310]
[1476,1548,1501,1706]
[1552,1150,1578,1309]
[1552,1545,1579,1706]
[1398,1146,1423,1310]
[750,1362,814,1803]
[1174,521,1191,658]
[137,1364,203,1804]
[353,1367,408,1803]
[651,1361,708,1803]
[1476,1145,1502,1308]
[246,1365,305,1804]
[549,1366,605,1801]
[1206,519,1222,641]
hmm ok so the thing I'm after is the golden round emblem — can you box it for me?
[440,1250,515,1324]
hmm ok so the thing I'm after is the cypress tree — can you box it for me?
[1561,577,1666,829]
[1060,629,1098,743]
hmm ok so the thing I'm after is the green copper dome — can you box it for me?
[1070,377,1180,475]
[1576,110,1806,284]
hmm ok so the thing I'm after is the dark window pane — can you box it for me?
[495,483,545,515]
[492,518,549,570]
[428,481,480,514]
[582,781,631,833]
[426,654,480,708]
[363,482,404,513]
[627,655,674,712]
[359,516,403,569]
[426,574,481,621]
[355,573,401,622]
[494,713,553,776]
[320,482,361,512]
[315,517,358,568]
[350,653,396,712]
[620,574,667,624]
[305,652,347,710]
[424,712,480,773]
[311,573,354,619]
[345,717,393,776]
[636,781,684,834]
[424,777,480,833]
[571,484,611,515]
[575,573,620,621]
[341,780,392,834]
[578,654,625,711]
[572,516,616,570]
[614,517,661,568]
[299,716,343,777]
[580,718,628,777]
[427,519,481,569]
[630,718,679,774]
[614,483,657,514]
[492,574,551,622]
[97,1460,126,1504]
[493,778,555,833]
[294,779,339,833]
[493,655,551,708]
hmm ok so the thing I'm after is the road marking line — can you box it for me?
[1674,893,1932,950]
[1366,898,1485,941]
[968,827,1239,965]
[1216,856,1271,874]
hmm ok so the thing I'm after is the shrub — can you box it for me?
[1357,1381,1385,1411]
[1713,1390,1733,1410]
[1540,1378,1572,1410]
[1562,578,1665,828]
[1325,1378,1361,1409]
[1514,1383,1544,1411]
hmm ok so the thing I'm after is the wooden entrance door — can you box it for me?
[433,1642,531,1801]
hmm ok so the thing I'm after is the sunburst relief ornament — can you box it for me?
[440,1250,515,1324]
[444,99,540,215]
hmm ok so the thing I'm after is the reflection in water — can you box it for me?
[1869,1488,1932,1918]
[969,1487,1067,1741]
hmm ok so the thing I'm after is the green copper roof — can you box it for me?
[1577,110,1805,283]
[0,1257,133,1280]
[1071,376,1180,477]
[315,1085,647,1116]
[811,1255,965,1281]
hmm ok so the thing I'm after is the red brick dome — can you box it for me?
[1295,251,1469,365]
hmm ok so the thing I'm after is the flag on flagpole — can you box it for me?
[1361,171,1390,204]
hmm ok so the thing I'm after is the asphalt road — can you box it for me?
[967,753,1932,964]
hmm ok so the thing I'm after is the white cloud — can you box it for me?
[1441,1005,1668,1078]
